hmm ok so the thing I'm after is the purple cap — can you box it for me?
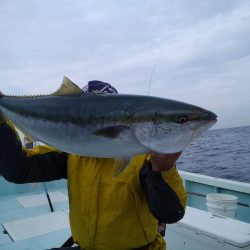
[82,80,118,94]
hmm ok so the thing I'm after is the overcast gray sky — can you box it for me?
[0,0,249,129]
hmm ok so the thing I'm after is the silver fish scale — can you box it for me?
[0,93,217,157]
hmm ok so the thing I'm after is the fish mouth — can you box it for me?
[187,110,217,132]
[189,110,217,123]
[204,111,217,122]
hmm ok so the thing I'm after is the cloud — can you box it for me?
[0,0,249,128]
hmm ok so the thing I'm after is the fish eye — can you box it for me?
[176,114,189,124]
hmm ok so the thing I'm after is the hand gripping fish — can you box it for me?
[0,77,217,158]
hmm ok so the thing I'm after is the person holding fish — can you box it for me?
[0,80,188,250]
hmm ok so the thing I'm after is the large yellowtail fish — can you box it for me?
[0,77,217,158]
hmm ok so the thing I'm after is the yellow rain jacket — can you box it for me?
[67,154,187,249]
[0,122,187,250]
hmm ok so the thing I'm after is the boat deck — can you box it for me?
[0,179,71,250]
[180,170,250,223]
[0,172,249,249]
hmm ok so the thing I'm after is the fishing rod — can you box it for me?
[24,136,54,212]
[42,182,54,212]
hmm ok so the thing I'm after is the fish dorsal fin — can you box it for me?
[51,76,83,96]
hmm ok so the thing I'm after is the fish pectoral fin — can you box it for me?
[93,125,130,139]
[51,76,83,96]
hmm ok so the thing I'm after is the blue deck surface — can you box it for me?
[1,172,249,249]
[0,179,71,250]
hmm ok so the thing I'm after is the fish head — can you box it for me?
[134,98,217,154]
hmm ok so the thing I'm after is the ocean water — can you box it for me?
[177,125,250,183]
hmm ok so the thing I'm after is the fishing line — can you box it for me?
[148,59,159,96]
